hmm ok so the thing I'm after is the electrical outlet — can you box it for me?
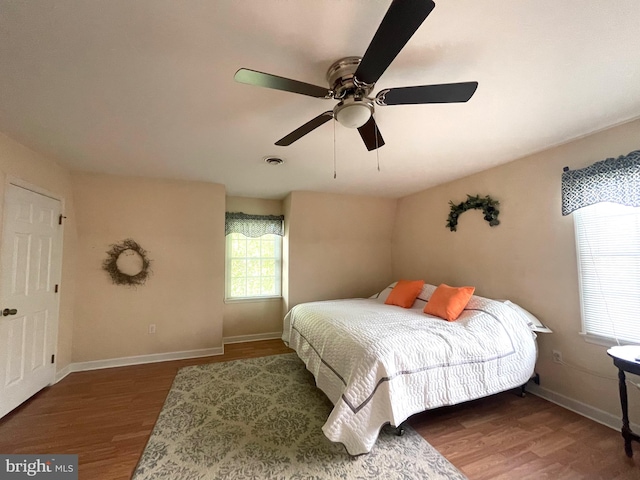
[552,350,562,363]
[148,324,156,334]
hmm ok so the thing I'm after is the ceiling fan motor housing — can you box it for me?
[326,56,374,100]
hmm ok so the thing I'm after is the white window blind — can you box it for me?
[574,202,640,344]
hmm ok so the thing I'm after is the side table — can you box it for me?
[607,345,640,457]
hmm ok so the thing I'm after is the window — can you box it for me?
[574,202,640,344]
[226,232,281,298]
[224,212,284,300]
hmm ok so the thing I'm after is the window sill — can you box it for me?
[224,296,283,304]
[580,332,638,348]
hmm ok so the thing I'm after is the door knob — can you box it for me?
[2,308,17,316]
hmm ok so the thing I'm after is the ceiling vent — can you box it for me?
[263,156,284,166]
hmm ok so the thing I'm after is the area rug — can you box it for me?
[132,353,467,480]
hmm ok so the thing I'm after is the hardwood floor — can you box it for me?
[411,391,640,479]
[0,339,638,479]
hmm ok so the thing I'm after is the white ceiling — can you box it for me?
[1,0,640,199]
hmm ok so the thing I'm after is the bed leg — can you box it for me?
[517,372,540,398]
[392,423,406,436]
[519,384,527,398]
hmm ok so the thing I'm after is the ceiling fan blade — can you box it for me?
[234,68,330,99]
[357,116,385,151]
[355,0,435,85]
[377,81,478,105]
[275,111,334,146]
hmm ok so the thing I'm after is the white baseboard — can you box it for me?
[58,346,224,379]
[527,383,640,433]
[222,332,282,344]
[54,334,284,382]
[54,364,72,383]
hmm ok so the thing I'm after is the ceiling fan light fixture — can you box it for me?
[334,98,373,129]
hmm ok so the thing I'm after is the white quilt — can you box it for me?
[282,289,537,455]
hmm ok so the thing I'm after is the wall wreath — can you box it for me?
[446,194,500,232]
[102,238,152,287]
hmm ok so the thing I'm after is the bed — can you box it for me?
[282,283,538,455]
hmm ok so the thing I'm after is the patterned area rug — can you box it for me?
[132,353,467,480]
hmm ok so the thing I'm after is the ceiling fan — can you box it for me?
[234,0,478,151]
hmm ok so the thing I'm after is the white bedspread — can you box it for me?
[282,291,537,455]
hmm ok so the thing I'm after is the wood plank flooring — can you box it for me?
[0,339,638,479]
[411,390,640,479]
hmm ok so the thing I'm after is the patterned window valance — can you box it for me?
[561,149,640,216]
[225,212,285,237]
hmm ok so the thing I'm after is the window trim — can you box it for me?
[223,295,282,304]
[579,332,637,348]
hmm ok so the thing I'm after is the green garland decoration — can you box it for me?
[446,194,500,232]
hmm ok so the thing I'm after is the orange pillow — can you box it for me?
[385,280,425,308]
[423,284,475,321]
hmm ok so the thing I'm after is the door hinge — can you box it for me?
[58,214,67,225]
[55,284,59,293]
[51,354,55,364]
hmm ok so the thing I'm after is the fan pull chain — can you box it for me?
[333,118,337,179]
[374,115,380,172]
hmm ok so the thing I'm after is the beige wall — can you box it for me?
[72,172,225,362]
[226,196,283,217]
[0,132,77,372]
[285,191,397,311]
[392,118,640,420]
[223,196,284,339]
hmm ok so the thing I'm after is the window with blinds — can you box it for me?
[574,202,640,344]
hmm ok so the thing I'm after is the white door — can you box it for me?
[0,184,62,419]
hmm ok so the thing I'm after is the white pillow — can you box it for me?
[371,282,397,303]
[503,300,553,333]
[373,282,438,309]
